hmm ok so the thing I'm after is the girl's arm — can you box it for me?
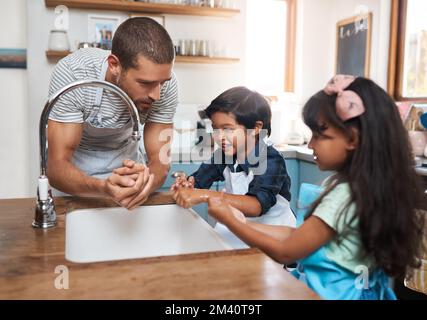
[211,191,262,217]
[208,197,335,265]
[221,203,294,241]
[246,221,295,242]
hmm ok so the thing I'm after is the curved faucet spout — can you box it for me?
[39,79,141,176]
[33,79,141,229]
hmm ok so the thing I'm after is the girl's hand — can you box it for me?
[170,175,195,191]
[172,188,209,208]
[208,196,247,224]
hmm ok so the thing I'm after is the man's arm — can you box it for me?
[118,122,172,209]
[47,120,143,201]
[144,122,173,191]
[47,120,105,196]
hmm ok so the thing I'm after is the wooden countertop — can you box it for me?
[0,193,319,300]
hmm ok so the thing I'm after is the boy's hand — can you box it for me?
[170,175,195,191]
[173,187,209,209]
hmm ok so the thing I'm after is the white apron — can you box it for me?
[52,58,143,196]
[213,164,296,249]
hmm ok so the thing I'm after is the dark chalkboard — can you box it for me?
[336,13,372,77]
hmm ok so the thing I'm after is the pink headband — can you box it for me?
[324,75,365,121]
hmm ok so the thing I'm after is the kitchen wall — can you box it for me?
[0,0,393,199]
[332,0,391,89]
[295,0,392,104]
[294,0,336,106]
[167,12,246,103]
[25,0,246,195]
[290,0,391,141]
[26,1,129,197]
[0,0,29,198]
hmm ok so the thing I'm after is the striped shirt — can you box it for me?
[48,48,178,148]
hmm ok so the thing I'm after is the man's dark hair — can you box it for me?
[112,17,175,69]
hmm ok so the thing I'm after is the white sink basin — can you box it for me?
[65,204,232,263]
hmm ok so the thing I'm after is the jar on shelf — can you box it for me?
[178,39,187,55]
[48,30,70,51]
[189,40,197,56]
[198,40,209,56]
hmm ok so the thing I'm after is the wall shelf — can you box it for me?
[175,55,239,64]
[45,0,240,17]
[45,50,71,59]
[46,50,239,64]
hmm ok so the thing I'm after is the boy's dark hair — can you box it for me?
[112,17,175,69]
[204,86,272,136]
[302,77,425,278]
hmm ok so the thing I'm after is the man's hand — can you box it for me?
[112,159,146,178]
[104,171,145,205]
[172,187,210,209]
[112,159,155,210]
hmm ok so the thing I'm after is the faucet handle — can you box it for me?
[33,176,57,229]
[38,176,49,201]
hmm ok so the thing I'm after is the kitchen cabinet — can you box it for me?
[294,160,333,212]
[284,158,332,213]
[285,159,299,213]
[299,160,333,187]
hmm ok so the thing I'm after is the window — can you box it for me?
[245,0,296,94]
[388,0,427,101]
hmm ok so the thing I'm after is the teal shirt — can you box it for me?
[313,183,374,272]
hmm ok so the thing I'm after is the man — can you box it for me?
[47,17,178,209]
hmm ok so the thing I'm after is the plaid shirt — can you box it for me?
[191,141,291,215]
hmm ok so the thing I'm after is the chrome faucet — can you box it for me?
[33,79,141,229]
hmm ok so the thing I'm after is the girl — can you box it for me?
[171,86,296,249]
[206,76,425,299]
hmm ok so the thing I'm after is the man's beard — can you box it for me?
[116,74,153,111]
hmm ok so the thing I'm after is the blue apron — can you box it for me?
[292,183,397,300]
